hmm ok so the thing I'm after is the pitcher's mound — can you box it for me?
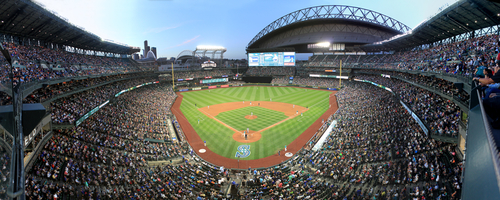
[245,115,258,120]
[232,130,261,143]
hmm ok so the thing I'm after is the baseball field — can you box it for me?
[176,86,332,161]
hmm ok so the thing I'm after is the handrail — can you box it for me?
[461,81,500,199]
[24,131,53,173]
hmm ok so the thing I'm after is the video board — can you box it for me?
[248,52,295,66]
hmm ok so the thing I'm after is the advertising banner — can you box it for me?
[179,89,189,92]
[208,86,217,89]
[192,87,202,91]
[221,85,229,88]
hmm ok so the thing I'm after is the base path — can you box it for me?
[171,87,338,169]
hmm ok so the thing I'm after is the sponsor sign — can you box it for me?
[192,87,202,91]
[205,76,212,79]
[208,86,217,89]
[179,89,189,92]
[221,85,229,88]
[310,74,348,79]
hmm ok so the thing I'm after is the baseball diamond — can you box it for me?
[171,86,338,168]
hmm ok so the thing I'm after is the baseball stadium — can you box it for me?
[0,0,500,199]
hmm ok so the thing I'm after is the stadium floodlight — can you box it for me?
[316,42,330,48]
[196,45,226,50]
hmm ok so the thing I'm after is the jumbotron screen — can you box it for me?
[248,52,295,66]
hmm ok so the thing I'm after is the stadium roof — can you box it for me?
[361,0,500,51]
[246,5,411,52]
[0,0,140,54]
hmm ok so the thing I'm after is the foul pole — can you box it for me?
[339,60,342,88]
[172,63,175,89]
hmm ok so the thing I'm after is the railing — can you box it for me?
[461,81,500,199]
[24,131,53,173]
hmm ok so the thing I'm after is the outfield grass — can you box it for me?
[179,86,331,160]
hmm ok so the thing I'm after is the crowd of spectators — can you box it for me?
[26,82,236,199]
[356,74,462,138]
[305,34,499,77]
[226,81,463,199]
[0,148,9,200]
[50,78,152,124]
[271,76,340,88]
[174,69,234,79]
[313,81,460,199]
[359,70,470,105]
[246,67,295,76]
[22,74,141,104]
[0,42,141,86]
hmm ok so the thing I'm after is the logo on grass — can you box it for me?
[235,145,251,158]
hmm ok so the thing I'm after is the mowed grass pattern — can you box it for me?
[179,86,331,160]
[216,106,288,131]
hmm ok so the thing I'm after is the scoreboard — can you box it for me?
[248,52,295,66]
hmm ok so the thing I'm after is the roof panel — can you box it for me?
[361,0,500,52]
[0,0,139,54]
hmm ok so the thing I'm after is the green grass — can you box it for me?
[216,106,288,131]
[179,86,331,160]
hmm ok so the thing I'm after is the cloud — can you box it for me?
[143,25,180,34]
[166,35,200,49]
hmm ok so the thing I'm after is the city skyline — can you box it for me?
[35,0,458,59]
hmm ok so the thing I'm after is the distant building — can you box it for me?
[143,40,148,58]
[151,47,157,59]
[132,53,139,60]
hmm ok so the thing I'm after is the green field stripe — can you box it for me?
[243,87,253,100]
[206,91,244,102]
[225,87,241,97]
[268,87,276,99]
[279,87,293,96]
[231,87,246,99]
[262,87,270,100]
[188,94,221,106]
[236,87,248,100]
[260,87,268,101]
[273,87,284,97]
[251,87,259,101]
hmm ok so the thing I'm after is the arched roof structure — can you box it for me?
[247,5,411,52]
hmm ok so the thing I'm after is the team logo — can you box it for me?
[235,145,251,158]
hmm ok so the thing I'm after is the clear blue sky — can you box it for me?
[35,0,457,59]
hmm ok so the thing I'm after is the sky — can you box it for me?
[34,0,458,60]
